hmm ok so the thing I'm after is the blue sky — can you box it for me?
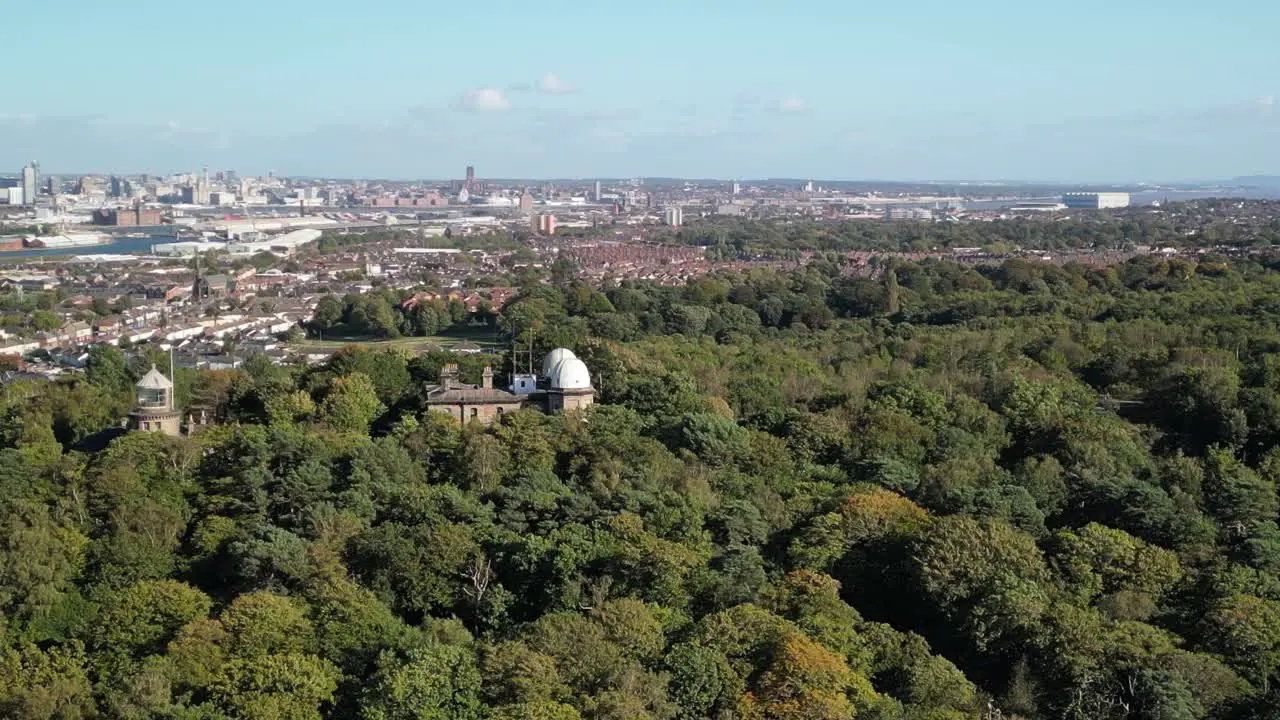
[3,0,1279,181]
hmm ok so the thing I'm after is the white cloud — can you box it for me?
[777,96,809,113]
[454,87,511,112]
[538,73,578,94]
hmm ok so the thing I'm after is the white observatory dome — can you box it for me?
[549,357,592,390]
[541,348,577,377]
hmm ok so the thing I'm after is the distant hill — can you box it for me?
[1230,175,1280,187]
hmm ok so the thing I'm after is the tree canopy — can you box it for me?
[10,247,1280,718]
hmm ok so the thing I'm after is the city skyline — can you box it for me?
[4,0,1280,182]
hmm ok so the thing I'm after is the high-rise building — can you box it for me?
[465,165,475,188]
[77,176,103,196]
[191,168,212,205]
[45,176,57,196]
[594,181,602,201]
[664,206,683,227]
[0,185,25,206]
[21,162,39,207]
[110,176,123,198]
[181,183,210,205]
[732,182,740,195]
[531,214,557,236]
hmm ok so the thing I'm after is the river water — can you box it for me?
[0,232,186,261]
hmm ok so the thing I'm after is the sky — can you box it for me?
[3,0,1280,182]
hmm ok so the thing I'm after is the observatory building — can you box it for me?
[541,349,595,413]
[423,348,595,425]
[130,365,182,436]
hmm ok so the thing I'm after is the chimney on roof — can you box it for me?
[482,366,493,390]
[440,364,458,390]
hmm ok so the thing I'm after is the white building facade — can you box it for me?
[1062,192,1130,209]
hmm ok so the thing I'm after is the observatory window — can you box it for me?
[139,388,167,407]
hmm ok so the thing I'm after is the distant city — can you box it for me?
[0,156,1277,381]
[4,159,1278,257]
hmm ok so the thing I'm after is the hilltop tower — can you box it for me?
[129,365,181,436]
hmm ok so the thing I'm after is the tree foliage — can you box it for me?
[11,239,1280,718]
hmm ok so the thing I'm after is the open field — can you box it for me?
[287,325,502,354]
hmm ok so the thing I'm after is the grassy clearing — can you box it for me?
[289,326,502,353]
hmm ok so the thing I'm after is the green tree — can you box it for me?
[312,295,344,334]
[91,580,213,673]
[208,652,340,720]
[360,645,484,720]
[1204,445,1279,538]
[482,642,569,706]
[488,701,581,720]
[1052,523,1182,616]
[326,347,412,406]
[0,641,95,720]
[738,633,876,720]
[1152,366,1248,454]
[264,390,316,426]
[1201,593,1280,688]
[318,373,385,434]
[911,516,1051,652]
[0,503,89,630]
[219,592,316,658]
[885,267,902,315]
[86,345,132,394]
[665,642,730,720]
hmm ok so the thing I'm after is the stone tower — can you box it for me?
[130,365,181,436]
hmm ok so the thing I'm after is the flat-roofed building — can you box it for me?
[1063,192,1130,209]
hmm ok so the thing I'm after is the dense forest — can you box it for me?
[9,251,1280,718]
[654,200,1280,255]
